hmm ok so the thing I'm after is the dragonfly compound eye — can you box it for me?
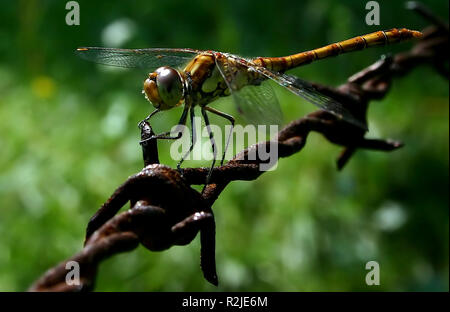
[154,66,183,109]
[143,77,161,108]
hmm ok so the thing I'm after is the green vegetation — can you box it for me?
[0,0,448,291]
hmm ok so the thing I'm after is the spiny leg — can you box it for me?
[201,107,217,192]
[177,106,197,172]
[139,105,189,143]
[204,106,235,166]
[138,108,161,128]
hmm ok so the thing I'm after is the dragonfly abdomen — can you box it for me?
[253,28,422,72]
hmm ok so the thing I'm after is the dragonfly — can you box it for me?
[76,28,422,186]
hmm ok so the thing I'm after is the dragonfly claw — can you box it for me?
[176,164,184,177]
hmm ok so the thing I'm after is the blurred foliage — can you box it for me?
[0,0,448,291]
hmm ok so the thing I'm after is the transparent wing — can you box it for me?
[75,47,201,71]
[215,56,283,127]
[250,65,367,130]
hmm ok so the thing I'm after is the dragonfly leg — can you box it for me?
[201,107,217,193]
[176,107,197,173]
[204,106,235,166]
[139,105,189,144]
[138,108,160,128]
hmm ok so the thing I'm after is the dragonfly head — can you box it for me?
[143,66,184,110]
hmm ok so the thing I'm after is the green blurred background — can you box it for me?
[0,0,448,291]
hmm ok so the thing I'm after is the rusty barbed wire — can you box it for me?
[29,5,448,291]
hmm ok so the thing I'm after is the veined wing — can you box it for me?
[249,64,368,130]
[215,54,283,127]
[75,47,201,71]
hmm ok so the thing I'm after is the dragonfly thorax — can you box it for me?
[143,66,184,110]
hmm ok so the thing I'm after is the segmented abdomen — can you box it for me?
[252,28,422,72]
